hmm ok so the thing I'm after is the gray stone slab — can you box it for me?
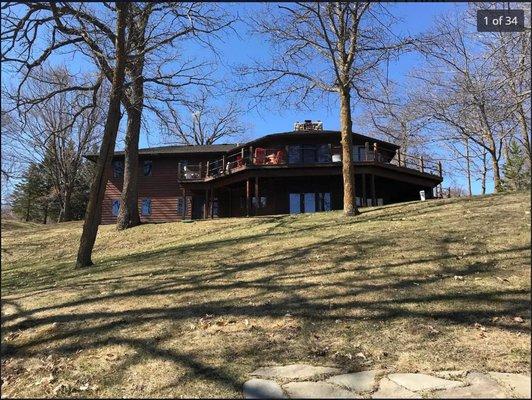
[433,372,508,398]
[243,379,286,399]
[282,381,360,399]
[388,373,464,391]
[434,370,468,380]
[371,378,421,398]
[251,364,341,381]
[488,372,531,399]
[326,370,380,393]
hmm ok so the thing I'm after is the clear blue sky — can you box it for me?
[4,2,488,195]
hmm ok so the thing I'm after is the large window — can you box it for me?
[112,160,123,178]
[289,193,301,214]
[303,193,316,212]
[143,160,153,176]
[302,145,316,163]
[141,198,152,216]
[287,145,302,164]
[317,144,331,163]
[317,192,331,211]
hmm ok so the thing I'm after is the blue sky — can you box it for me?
[3,2,489,195]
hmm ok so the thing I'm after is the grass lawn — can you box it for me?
[1,191,530,398]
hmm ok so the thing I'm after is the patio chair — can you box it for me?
[254,148,266,165]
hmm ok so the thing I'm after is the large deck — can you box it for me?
[177,144,443,184]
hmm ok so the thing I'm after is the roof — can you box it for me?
[84,131,399,161]
[84,143,237,161]
[232,130,400,151]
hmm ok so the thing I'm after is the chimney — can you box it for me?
[293,120,323,132]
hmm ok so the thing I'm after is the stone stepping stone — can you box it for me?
[243,379,286,399]
[388,373,464,391]
[433,372,507,398]
[251,364,341,381]
[282,381,360,399]
[488,372,531,399]
[372,378,421,398]
[326,370,380,393]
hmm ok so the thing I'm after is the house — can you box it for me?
[86,122,443,224]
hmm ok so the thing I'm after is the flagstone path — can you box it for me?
[242,364,531,399]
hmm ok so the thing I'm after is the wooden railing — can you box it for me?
[178,142,443,181]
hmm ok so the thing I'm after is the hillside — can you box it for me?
[1,191,530,398]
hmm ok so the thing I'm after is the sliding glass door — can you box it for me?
[289,192,331,214]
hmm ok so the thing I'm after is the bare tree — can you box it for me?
[413,13,514,192]
[116,3,234,230]
[3,67,104,221]
[239,3,411,216]
[360,80,429,155]
[159,91,246,145]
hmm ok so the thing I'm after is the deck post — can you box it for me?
[204,189,208,219]
[199,162,202,178]
[254,176,259,216]
[396,150,401,167]
[438,161,442,177]
[177,162,181,180]
[371,174,376,206]
[249,146,254,165]
[364,142,370,161]
[206,161,210,178]
[222,155,226,174]
[246,178,251,217]
[241,147,245,163]
[420,156,424,173]
[373,142,378,162]
[362,173,367,207]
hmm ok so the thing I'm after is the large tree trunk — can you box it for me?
[76,3,129,268]
[116,10,146,230]
[481,150,487,195]
[339,86,359,216]
[465,138,472,197]
[116,99,142,230]
[516,106,531,167]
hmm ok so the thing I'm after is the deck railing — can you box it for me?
[178,142,443,181]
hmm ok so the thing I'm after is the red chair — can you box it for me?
[235,155,244,168]
[254,148,266,165]
[274,149,285,164]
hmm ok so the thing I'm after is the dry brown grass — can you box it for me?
[1,191,531,398]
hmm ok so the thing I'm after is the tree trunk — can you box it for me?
[42,202,48,224]
[339,86,359,216]
[116,101,142,230]
[481,150,487,195]
[58,187,73,222]
[516,106,531,168]
[75,3,129,268]
[25,197,31,222]
[465,138,472,197]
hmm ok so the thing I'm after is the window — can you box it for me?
[252,196,267,208]
[302,145,316,163]
[177,197,186,216]
[141,198,152,216]
[287,145,302,164]
[289,193,301,214]
[317,192,331,211]
[143,160,153,176]
[303,193,316,212]
[112,160,123,178]
[112,199,120,216]
[317,144,331,163]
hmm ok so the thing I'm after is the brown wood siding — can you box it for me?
[101,156,205,224]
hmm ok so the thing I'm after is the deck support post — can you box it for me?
[362,173,367,207]
[364,142,370,161]
[255,176,259,216]
[420,156,424,173]
[371,174,376,206]
[246,179,251,217]
[438,161,442,177]
[204,189,208,219]
[396,150,401,167]
[177,162,181,180]
[373,142,378,162]
[222,155,226,174]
